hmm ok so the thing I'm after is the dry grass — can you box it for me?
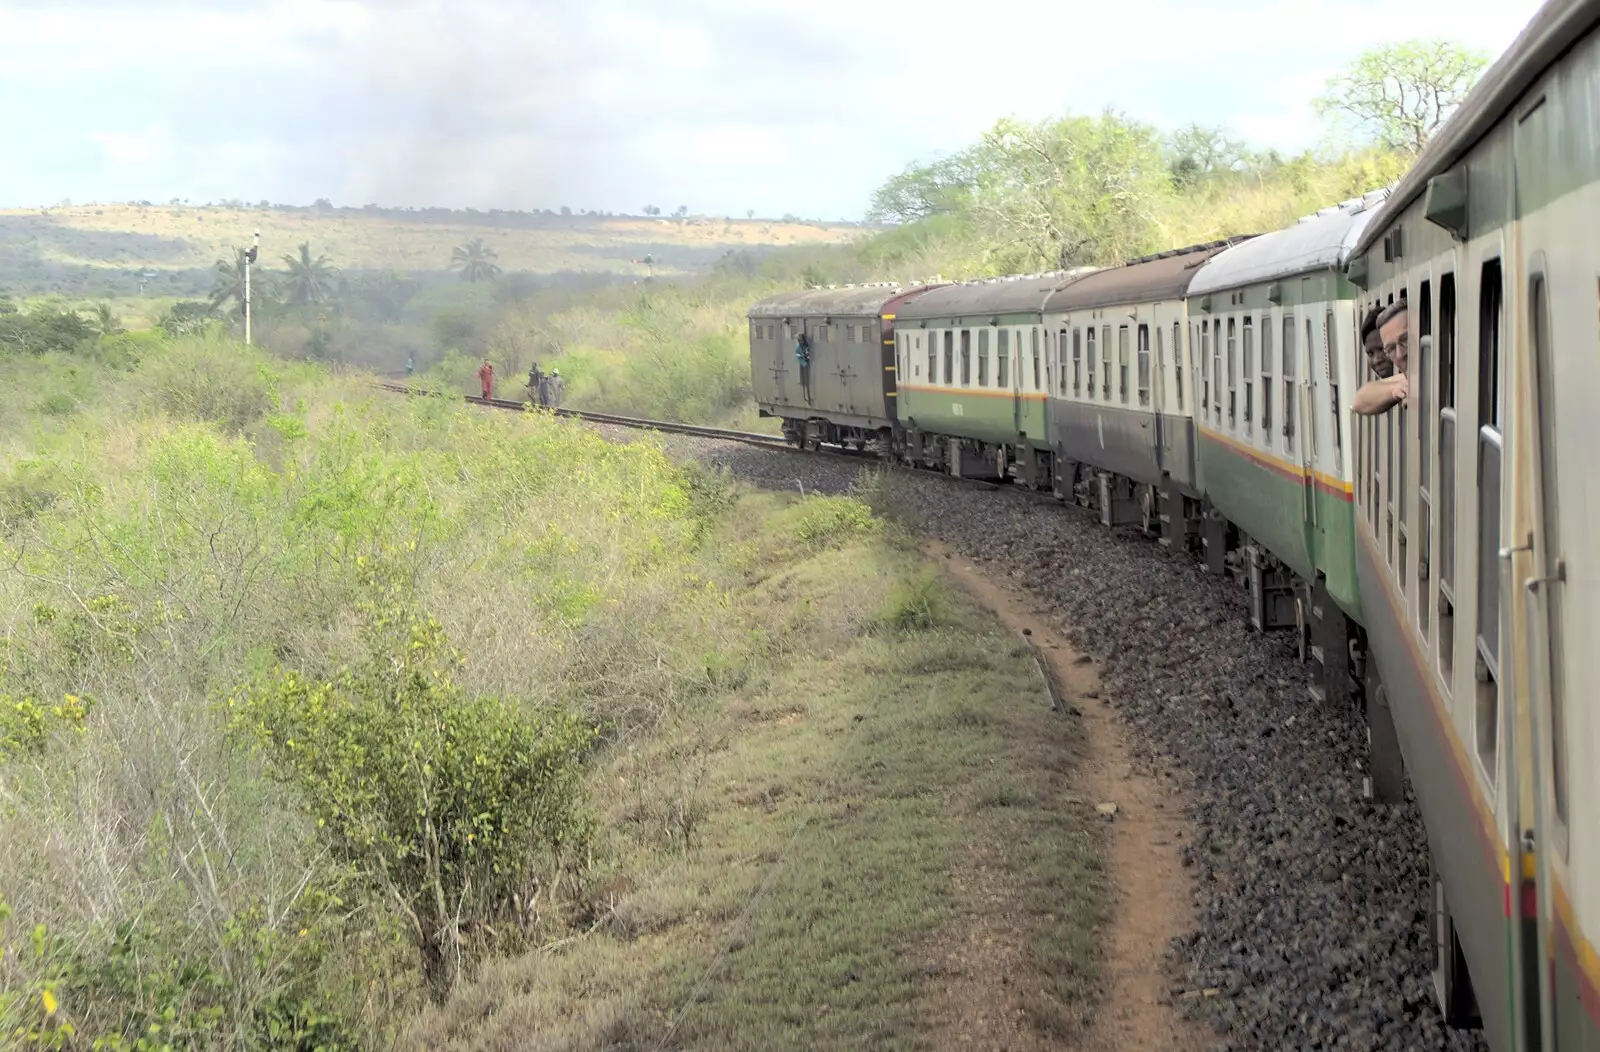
[402,495,1109,1052]
[0,204,868,297]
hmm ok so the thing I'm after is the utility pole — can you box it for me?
[244,230,260,345]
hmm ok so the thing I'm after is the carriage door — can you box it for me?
[1282,312,1313,523]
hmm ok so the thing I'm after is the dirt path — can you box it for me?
[932,543,1208,1052]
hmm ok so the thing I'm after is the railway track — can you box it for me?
[374,381,790,450]
[372,380,1027,495]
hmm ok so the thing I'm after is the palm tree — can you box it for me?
[282,242,338,306]
[210,247,250,315]
[92,303,122,335]
[450,237,502,283]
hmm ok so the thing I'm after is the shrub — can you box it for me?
[792,495,881,550]
[230,595,596,1002]
[135,337,274,431]
[875,571,949,634]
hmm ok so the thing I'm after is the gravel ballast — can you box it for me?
[626,431,1486,1052]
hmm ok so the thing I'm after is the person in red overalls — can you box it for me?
[477,357,494,401]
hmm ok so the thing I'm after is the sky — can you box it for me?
[0,0,1548,220]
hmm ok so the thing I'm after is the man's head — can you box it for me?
[1376,300,1408,375]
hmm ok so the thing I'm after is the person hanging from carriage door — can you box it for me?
[794,328,813,402]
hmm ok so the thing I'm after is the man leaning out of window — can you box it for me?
[1352,300,1409,416]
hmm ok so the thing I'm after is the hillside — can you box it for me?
[0,203,868,299]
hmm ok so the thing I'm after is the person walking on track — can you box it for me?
[477,357,494,401]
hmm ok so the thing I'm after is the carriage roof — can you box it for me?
[1188,193,1387,295]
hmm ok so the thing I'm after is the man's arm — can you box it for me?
[1351,373,1409,415]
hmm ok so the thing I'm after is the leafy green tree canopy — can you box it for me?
[1313,39,1490,154]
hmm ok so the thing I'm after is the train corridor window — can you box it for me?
[1200,321,1211,415]
[1281,314,1297,454]
[943,330,954,386]
[978,329,990,387]
[961,329,972,386]
[1212,324,1223,426]
[1530,273,1569,827]
[1032,328,1042,391]
[1438,273,1457,689]
[1226,317,1238,429]
[998,328,1010,388]
[1241,317,1254,433]
[1260,319,1274,446]
[1325,310,1342,471]
[1118,325,1131,404]
[1101,325,1113,399]
[1137,324,1151,406]
[1417,280,1433,638]
[1174,322,1184,411]
[1305,317,1318,461]
[1086,327,1097,398]
[926,334,935,384]
[1473,259,1504,784]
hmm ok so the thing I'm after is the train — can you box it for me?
[746,0,1599,1047]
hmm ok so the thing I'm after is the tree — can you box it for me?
[866,154,980,223]
[345,271,419,323]
[961,110,1171,269]
[92,303,122,336]
[643,204,660,216]
[209,247,252,315]
[1313,40,1490,154]
[1166,123,1252,188]
[449,236,502,283]
[674,205,688,219]
[559,206,572,217]
[281,242,339,306]
[746,209,755,220]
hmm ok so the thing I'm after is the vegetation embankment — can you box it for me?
[0,329,1104,1049]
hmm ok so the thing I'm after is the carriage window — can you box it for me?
[997,328,1010,388]
[1474,258,1504,785]
[1200,321,1211,413]
[1101,325,1112,399]
[943,330,954,385]
[977,329,989,386]
[1032,328,1042,391]
[1531,273,1567,826]
[1212,322,1224,426]
[1241,317,1254,432]
[961,329,973,386]
[1226,317,1238,429]
[1417,280,1433,636]
[1172,323,1184,410]
[1137,324,1151,406]
[1326,310,1342,470]
[927,333,937,384]
[1281,313,1297,454]
[1261,317,1274,447]
[1438,274,1458,687]
[1118,325,1131,404]
[1085,327,1097,398]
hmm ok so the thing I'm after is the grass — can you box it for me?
[403,494,1109,1051]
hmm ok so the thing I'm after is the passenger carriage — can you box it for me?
[893,271,1091,481]
[1041,241,1240,531]
[1184,195,1385,652]
[748,284,940,450]
[1348,0,1600,1046]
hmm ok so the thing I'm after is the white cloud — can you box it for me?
[0,0,1548,218]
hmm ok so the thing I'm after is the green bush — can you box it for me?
[792,495,881,551]
[230,596,596,1001]
[135,337,274,431]
[875,571,949,634]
